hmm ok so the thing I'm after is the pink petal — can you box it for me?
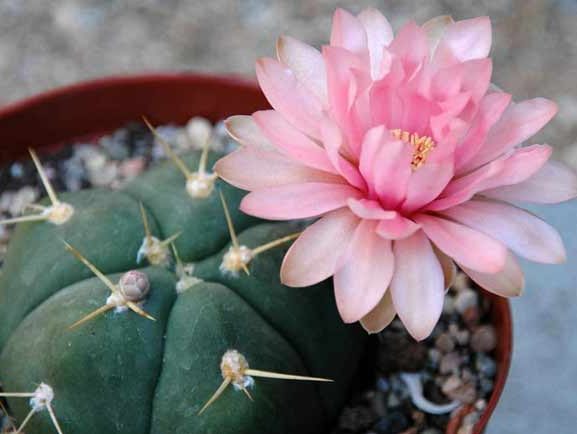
[441,199,566,264]
[435,17,492,63]
[215,146,343,191]
[390,231,445,341]
[323,45,367,154]
[455,92,512,172]
[357,8,393,78]
[401,160,454,213]
[225,115,275,150]
[358,126,412,207]
[281,208,359,287]
[429,145,551,212]
[461,98,557,172]
[479,144,552,191]
[348,198,396,220]
[427,157,505,211]
[256,57,325,139]
[482,160,577,204]
[334,221,394,323]
[376,214,421,240]
[276,35,328,107]
[240,182,361,220]
[360,290,396,334]
[252,110,335,173]
[460,58,493,105]
[415,214,507,273]
[320,119,367,190]
[330,8,367,54]
[460,252,524,297]
[389,21,429,77]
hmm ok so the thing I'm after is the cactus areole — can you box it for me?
[0,148,366,434]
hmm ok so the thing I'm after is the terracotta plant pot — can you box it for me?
[0,73,512,434]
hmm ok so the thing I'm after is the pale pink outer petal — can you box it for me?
[478,144,552,191]
[253,110,335,173]
[276,35,328,107]
[428,144,551,212]
[436,17,492,62]
[240,182,361,220]
[214,146,343,191]
[334,221,394,323]
[460,252,524,297]
[415,214,507,273]
[440,199,566,264]
[281,208,359,287]
[256,57,324,139]
[376,214,421,240]
[330,8,367,54]
[225,115,275,150]
[461,98,558,172]
[482,160,577,204]
[390,231,445,341]
[347,198,396,220]
[357,8,393,78]
[360,290,396,334]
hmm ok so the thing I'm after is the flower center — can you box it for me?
[391,129,436,170]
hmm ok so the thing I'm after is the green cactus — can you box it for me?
[0,139,366,434]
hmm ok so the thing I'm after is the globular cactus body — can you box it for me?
[0,150,366,434]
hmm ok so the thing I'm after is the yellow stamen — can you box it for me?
[391,129,436,170]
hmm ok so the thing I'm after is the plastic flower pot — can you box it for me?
[0,73,512,434]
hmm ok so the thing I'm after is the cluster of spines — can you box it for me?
[0,120,330,430]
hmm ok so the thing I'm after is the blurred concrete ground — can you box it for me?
[0,0,576,432]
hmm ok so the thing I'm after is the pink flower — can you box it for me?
[216,8,577,340]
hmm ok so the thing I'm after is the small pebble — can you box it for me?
[462,411,480,428]
[186,116,213,149]
[452,272,470,291]
[475,353,497,378]
[479,377,495,396]
[441,375,462,395]
[454,289,478,314]
[471,325,497,353]
[475,399,487,411]
[435,333,455,354]
[440,352,461,375]
[462,306,480,329]
[428,348,442,368]
[9,186,39,216]
[377,377,390,393]
[457,425,474,434]
[446,382,477,404]
[411,410,425,426]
